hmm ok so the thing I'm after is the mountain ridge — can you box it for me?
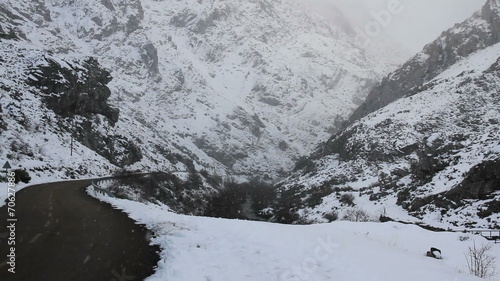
[274,0,500,228]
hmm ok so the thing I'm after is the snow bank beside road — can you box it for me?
[88,185,498,281]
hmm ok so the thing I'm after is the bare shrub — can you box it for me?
[465,242,496,279]
[343,207,371,222]
[295,215,315,225]
[323,211,339,222]
[13,169,31,183]
[340,193,355,206]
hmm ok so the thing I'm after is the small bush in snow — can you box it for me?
[343,207,371,222]
[14,169,31,183]
[459,235,470,241]
[323,211,339,222]
[295,215,315,225]
[340,193,355,206]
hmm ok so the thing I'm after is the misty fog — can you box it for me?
[306,0,485,63]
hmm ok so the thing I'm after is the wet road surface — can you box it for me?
[0,179,159,281]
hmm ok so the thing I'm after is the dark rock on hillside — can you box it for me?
[0,26,19,40]
[26,55,144,167]
[348,0,500,124]
[483,0,500,41]
[0,104,6,131]
[409,140,465,185]
[477,200,500,219]
[124,0,144,35]
[101,0,115,11]
[194,8,229,34]
[28,57,119,124]
[194,138,248,169]
[170,11,197,28]
[73,119,143,167]
[141,43,159,75]
[445,158,500,202]
[126,14,142,35]
[0,0,51,25]
[0,4,23,23]
[408,158,500,214]
[304,120,411,170]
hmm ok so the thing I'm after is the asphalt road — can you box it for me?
[0,179,159,281]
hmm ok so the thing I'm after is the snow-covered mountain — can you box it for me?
[273,0,500,229]
[349,0,500,123]
[0,0,397,181]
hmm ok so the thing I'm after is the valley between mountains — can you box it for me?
[2,1,500,281]
[1,0,499,231]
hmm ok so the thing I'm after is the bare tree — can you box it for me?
[465,242,496,279]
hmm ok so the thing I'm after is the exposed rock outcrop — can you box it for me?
[73,119,143,167]
[446,158,500,201]
[26,56,143,167]
[28,57,119,124]
[141,43,159,76]
[409,158,500,211]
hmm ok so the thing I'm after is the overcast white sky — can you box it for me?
[307,0,485,61]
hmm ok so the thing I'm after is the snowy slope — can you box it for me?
[274,39,500,228]
[88,186,497,281]
[0,0,486,183]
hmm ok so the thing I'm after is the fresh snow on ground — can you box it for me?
[88,185,499,281]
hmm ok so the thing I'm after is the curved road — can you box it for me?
[0,179,159,281]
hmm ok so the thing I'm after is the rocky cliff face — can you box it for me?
[28,57,119,124]
[27,56,146,167]
[273,0,500,228]
[348,0,500,124]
